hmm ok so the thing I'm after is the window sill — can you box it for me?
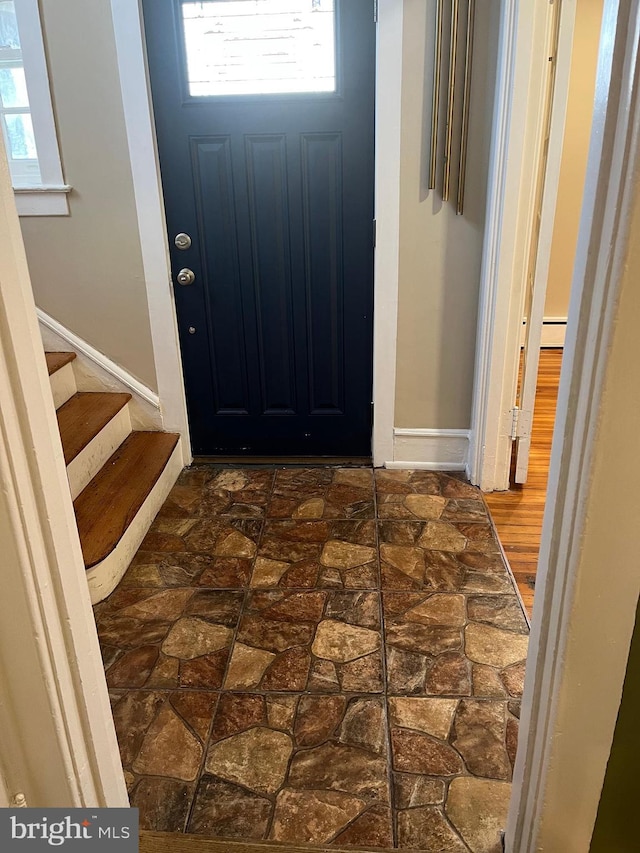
[14,185,72,217]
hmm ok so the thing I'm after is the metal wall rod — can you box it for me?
[457,0,475,214]
[442,0,459,201]
[429,0,444,189]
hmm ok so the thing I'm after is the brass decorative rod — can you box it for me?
[429,0,444,189]
[457,0,475,214]
[442,0,459,201]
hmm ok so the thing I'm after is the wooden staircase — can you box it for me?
[46,351,183,604]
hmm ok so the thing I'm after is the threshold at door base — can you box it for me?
[192,455,373,467]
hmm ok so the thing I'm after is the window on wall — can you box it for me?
[0,0,69,214]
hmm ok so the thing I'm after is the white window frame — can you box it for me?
[6,0,70,215]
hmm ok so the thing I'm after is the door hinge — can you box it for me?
[373,0,378,23]
[510,406,520,441]
[509,405,532,441]
[373,218,377,247]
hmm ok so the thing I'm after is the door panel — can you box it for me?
[142,0,375,456]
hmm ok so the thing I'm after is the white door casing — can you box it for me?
[468,0,577,491]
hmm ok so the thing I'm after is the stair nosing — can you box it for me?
[45,351,77,376]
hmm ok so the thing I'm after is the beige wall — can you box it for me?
[544,0,604,318]
[394,0,500,429]
[20,0,157,390]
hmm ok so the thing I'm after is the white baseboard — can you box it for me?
[521,316,567,348]
[38,308,162,430]
[387,428,470,471]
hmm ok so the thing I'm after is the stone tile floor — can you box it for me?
[97,467,529,853]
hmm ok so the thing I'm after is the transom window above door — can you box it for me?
[181,0,336,97]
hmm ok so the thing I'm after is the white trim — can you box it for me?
[468,0,577,491]
[387,428,469,471]
[372,0,402,467]
[0,115,127,806]
[110,0,191,460]
[14,189,70,216]
[507,1,640,847]
[520,317,567,348]
[37,308,160,409]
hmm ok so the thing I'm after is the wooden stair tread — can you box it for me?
[57,392,132,465]
[45,351,76,375]
[74,432,180,569]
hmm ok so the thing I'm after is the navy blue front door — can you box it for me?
[142,0,375,456]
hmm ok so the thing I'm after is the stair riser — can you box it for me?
[67,406,132,500]
[50,362,77,409]
[86,440,183,604]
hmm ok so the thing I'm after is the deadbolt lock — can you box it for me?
[174,232,192,250]
[176,268,195,286]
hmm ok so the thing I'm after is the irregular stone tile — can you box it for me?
[130,776,193,832]
[184,519,261,555]
[334,467,374,489]
[404,494,447,519]
[170,691,218,741]
[288,742,389,801]
[423,552,468,591]
[508,700,521,719]
[501,660,527,697]
[385,622,461,656]
[386,647,428,694]
[292,497,326,518]
[340,651,384,692]
[425,652,472,696]
[404,594,466,627]
[462,570,515,595]
[162,617,233,660]
[441,498,488,522]
[308,659,340,692]
[106,645,159,688]
[467,595,529,632]
[312,619,381,663]
[333,804,393,848]
[379,544,425,582]
[237,614,313,653]
[321,541,376,569]
[324,591,380,629]
[338,697,386,754]
[196,557,252,588]
[393,774,445,809]
[440,474,480,499]
[132,703,203,781]
[211,694,267,740]
[97,616,171,649]
[391,729,463,776]
[397,806,467,852]
[123,771,136,792]
[224,643,276,689]
[102,645,122,672]
[256,590,326,623]
[458,550,508,574]
[205,727,293,794]
[261,647,311,691]
[185,590,244,626]
[269,468,374,520]
[465,623,529,668]
[250,557,290,587]
[270,789,366,843]
[388,697,457,739]
[473,664,508,698]
[179,648,229,688]
[111,691,166,766]
[188,776,272,839]
[266,695,298,731]
[418,520,468,552]
[451,699,511,780]
[295,695,346,746]
[446,777,512,853]
[120,562,163,587]
[506,716,519,768]
[118,589,194,623]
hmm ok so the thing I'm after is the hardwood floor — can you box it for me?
[484,349,563,617]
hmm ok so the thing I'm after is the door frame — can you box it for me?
[1,0,638,838]
[468,0,577,491]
